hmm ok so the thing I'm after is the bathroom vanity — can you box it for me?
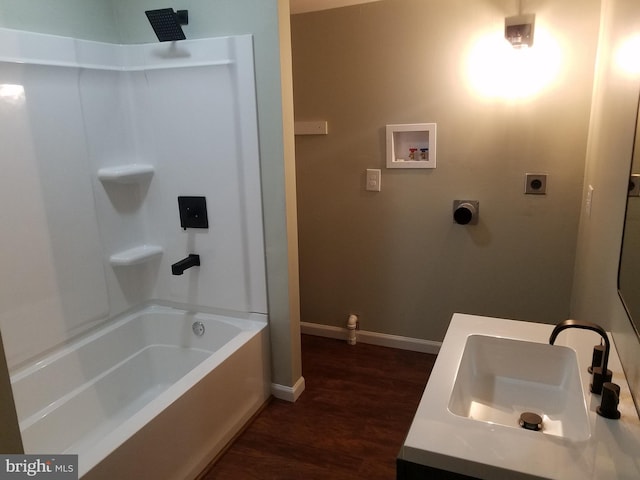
[397,314,640,479]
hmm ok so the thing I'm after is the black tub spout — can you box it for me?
[171,254,200,275]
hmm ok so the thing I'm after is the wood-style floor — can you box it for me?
[201,334,437,480]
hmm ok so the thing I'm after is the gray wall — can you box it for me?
[0,0,119,42]
[292,0,600,341]
[571,0,640,413]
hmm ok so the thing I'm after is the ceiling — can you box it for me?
[290,0,384,15]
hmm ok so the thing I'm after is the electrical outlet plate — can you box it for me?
[366,169,381,191]
[525,173,547,194]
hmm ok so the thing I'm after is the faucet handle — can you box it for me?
[588,343,605,374]
[591,366,613,395]
[597,382,621,419]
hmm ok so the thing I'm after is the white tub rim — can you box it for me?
[10,301,266,380]
[9,303,267,477]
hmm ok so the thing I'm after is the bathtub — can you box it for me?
[9,304,270,479]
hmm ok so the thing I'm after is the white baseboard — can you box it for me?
[300,322,441,355]
[271,376,306,402]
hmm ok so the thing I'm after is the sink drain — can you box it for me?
[519,412,543,431]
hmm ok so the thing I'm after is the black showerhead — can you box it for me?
[145,8,188,42]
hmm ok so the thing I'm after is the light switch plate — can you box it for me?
[366,169,381,192]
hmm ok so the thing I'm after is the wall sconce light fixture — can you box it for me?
[505,14,535,48]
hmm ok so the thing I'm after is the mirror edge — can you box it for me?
[618,89,640,341]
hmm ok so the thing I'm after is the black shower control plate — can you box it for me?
[178,196,209,230]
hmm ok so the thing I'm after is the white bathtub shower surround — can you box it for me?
[0,26,271,479]
[79,32,268,317]
[0,27,267,371]
[10,305,269,479]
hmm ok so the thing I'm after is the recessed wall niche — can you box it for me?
[386,123,437,169]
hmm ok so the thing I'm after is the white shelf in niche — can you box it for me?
[98,164,155,184]
[109,245,163,266]
[386,123,437,169]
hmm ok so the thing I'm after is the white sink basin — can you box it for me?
[448,334,590,441]
[401,314,640,480]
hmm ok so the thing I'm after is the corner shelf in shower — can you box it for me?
[109,245,163,266]
[97,164,155,184]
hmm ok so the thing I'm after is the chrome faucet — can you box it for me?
[549,319,612,394]
[171,254,200,275]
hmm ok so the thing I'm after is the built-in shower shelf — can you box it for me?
[109,245,163,266]
[98,164,155,184]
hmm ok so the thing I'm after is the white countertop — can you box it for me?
[400,313,640,479]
